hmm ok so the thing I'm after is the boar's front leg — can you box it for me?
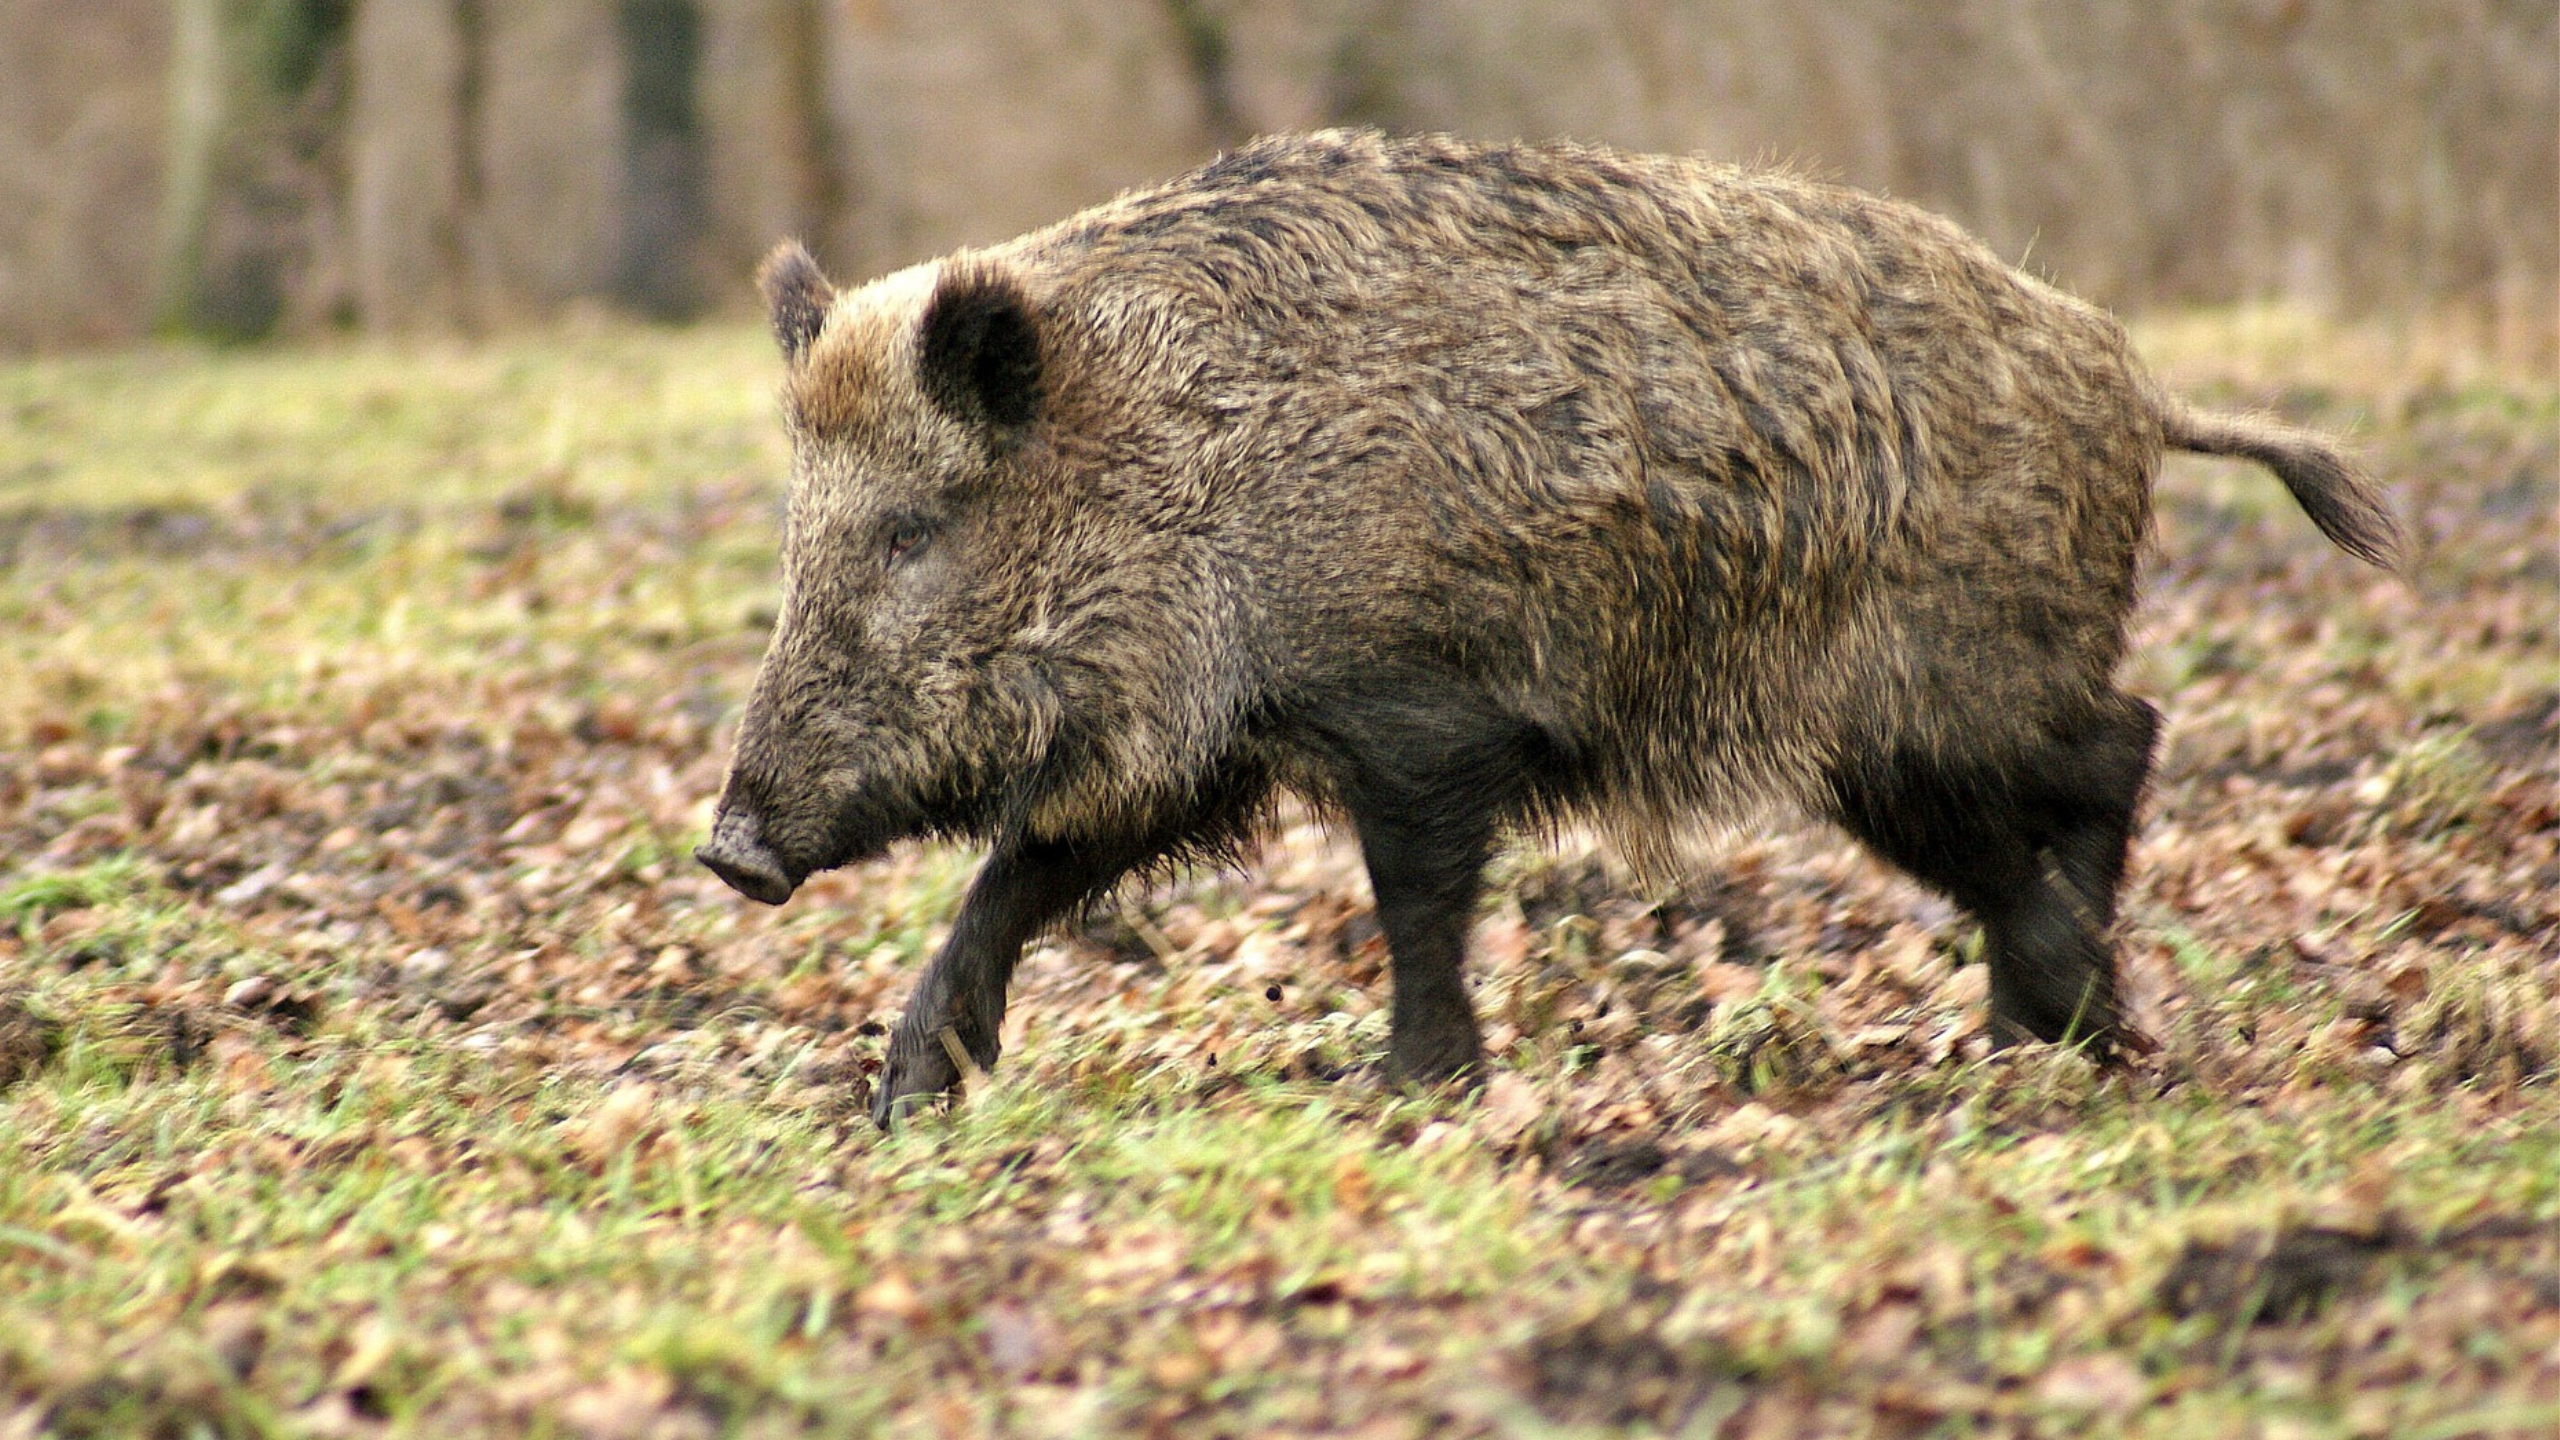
[1338,706,1537,1087]
[1354,804,1495,1084]
[873,837,1139,1127]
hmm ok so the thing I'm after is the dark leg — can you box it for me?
[2036,696,2160,937]
[1352,800,1501,1084]
[1827,694,2157,1053]
[1984,866,2122,1048]
[1334,701,1539,1086]
[1998,695,2159,1048]
[873,835,1142,1127]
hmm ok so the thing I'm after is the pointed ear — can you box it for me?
[916,265,1043,432]
[757,241,831,364]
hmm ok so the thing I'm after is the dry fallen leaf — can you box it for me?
[558,1366,694,1440]
[569,1083,658,1166]
[1333,1154,1377,1216]
[2032,1352,2146,1412]
[856,1270,927,1323]
[980,1299,1053,1378]
[1475,1073,1545,1145]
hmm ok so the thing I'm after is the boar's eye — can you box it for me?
[883,515,934,567]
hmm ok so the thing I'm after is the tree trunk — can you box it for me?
[615,0,708,318]
[152,0,349,341]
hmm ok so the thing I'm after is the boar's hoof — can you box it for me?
[696,825,795,906]
[871,1039,964,1130]
[1388,1027,1486,1091]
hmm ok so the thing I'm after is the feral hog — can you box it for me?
[694,130,2399,1126]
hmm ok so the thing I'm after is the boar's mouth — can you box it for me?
[696,784,965,905]
[695,809,799,905]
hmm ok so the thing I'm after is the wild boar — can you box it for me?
[692,129,2399,1125]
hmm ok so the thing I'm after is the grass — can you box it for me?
[1,308,2554,1437]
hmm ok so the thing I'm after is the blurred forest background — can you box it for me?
[2,0,2552,362]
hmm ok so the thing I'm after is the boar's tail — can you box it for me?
[2157,397,2404,571]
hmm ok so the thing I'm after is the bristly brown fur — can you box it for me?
[695,129,2404,1124]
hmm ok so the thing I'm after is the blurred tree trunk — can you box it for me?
[701,0,842,285]
[615,0,708,318]
[153,0,350,340]
[812,0,1219,279]
[349,0,485,331]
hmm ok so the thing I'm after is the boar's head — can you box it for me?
[696,241,1247,905]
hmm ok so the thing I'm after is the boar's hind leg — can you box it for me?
[873,836,1144,1127]
[2036,697,2160,952]
[1998,696,2159,1050]
[1828,694,2158,1054]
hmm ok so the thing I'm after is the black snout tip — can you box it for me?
[695,838,796,906]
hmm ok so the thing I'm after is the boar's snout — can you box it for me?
[695,810,797,906]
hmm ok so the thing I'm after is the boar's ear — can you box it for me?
[916,266,1042,433]
[757,241,832,365]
